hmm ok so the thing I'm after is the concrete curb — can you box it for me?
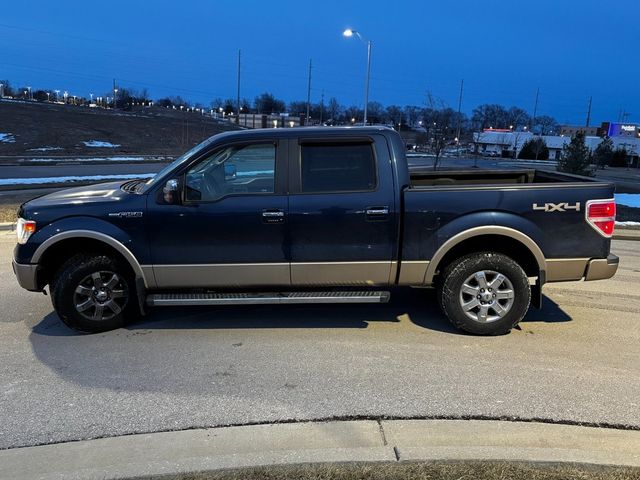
[1,420,638,480]
[613,228,640,241]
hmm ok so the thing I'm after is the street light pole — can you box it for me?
[343,29,372,126]
[364,40,371,126]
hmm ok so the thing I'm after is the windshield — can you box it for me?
[140,137,216,192]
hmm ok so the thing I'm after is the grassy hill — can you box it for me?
[0,100,239,156]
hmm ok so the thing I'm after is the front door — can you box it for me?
[147,140,289,288]
[287,136,398,286]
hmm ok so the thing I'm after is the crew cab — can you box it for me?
[13,127,619,335]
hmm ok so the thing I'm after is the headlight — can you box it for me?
[16,218,36,244]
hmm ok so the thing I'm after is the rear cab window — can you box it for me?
[300,143,377,193]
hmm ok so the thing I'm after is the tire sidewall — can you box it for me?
[440,252,530,335]
[53,255,134,333]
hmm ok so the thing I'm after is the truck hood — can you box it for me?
[23,181,130,209]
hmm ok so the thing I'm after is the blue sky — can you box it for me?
[1,0,638,124]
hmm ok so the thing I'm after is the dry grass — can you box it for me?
[0,205,18,223]
[152,461,640,480]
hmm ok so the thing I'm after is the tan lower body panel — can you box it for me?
[153,264,290,288]
[585,255,619,281]
[545,258,589,282]
[290,262,392,286]
[397,260,430,285]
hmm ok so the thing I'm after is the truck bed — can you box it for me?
[408,168,597,187]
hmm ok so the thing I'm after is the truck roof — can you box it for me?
[212,125,397,142]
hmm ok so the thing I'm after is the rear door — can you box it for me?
[287,135,398,286]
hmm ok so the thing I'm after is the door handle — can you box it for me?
[365,206,390,221]
[366,207,389,216]
[262,209,285,224]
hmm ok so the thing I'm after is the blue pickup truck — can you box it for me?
[13,127,618,335]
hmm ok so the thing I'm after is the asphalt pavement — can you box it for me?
[0,234,638,450]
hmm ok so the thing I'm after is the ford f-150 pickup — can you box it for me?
[13,127,619,335]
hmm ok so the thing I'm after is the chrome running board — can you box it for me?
[146,291,390,307]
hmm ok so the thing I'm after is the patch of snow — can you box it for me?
[0,133,16,143]
[615,193,640,208]
[26,156,150,163]
[236,170,274,177]
[28,146,63,152]
[0,173,154,186]
[83,140,121,148]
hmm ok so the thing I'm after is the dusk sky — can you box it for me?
[1,0,638,125]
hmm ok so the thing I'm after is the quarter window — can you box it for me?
[300,143,377,193]
[185,143,275,202]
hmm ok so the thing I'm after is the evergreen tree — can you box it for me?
[518,138,549,160]
[611,147,628,168]
[557,132,593,176]
[593,137,614,169]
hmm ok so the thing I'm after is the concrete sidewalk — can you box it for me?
[1,420,639,480]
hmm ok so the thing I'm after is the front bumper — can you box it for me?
[584,254,619,281]
[12,260,40,291]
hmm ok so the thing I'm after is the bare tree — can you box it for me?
[403,105,421,127]
[385,105,404,129]
[534,115,559,135]
[327,97,341,123]
[366,101,385,124]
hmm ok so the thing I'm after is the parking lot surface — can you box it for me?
[0,236,638,449]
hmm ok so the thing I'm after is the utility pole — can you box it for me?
[236,49,241,125]
[320,90,324,124]
[306,59,312,126]
[586,96,592,127]
[455,79,464,147]
[113,79,117,110]
[622,110,630,123]
[531,87,539,131]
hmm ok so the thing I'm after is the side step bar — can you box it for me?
[146,291,391,307]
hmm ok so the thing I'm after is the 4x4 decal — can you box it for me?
[532,202,580,212]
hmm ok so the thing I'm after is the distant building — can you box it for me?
[559,122,640,139]
[232,113,303,129]
[601,122,640,138]
[473,131,607,160]
[559,125,601,136]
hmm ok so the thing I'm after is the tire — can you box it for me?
[51,254,137,333]
[438,252,531,335]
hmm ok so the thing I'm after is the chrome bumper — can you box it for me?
[584,254,619,281]
[12,260,40,291]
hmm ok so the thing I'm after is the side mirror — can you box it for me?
[162,179,179,204]
[224,164,237,181]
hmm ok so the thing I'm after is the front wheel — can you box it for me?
[51,254,137,333]
[438,252,531,335]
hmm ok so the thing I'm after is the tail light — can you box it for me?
[586,199,616,237]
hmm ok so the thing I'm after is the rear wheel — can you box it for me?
[438,252,531,335]
[51,254,137,333]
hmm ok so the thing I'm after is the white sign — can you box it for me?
[621,125,636,132]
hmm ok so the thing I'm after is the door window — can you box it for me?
[300,143,377,193]
[185,143,276,202]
